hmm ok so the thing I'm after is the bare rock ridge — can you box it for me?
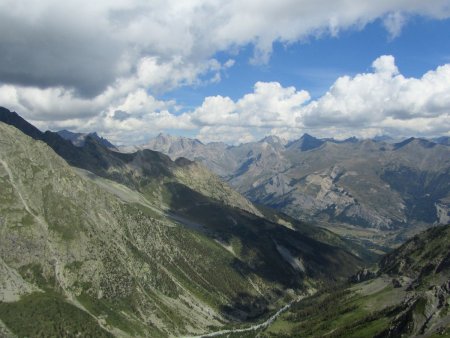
[363,225,450,337]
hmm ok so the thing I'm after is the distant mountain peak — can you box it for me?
[287,133,324,151]
[155,132,173,141]
[259,135,288,146]
[393,137,437,150]
[301,133,316,140]
[57,129,117,150]
[433,136,450,146]
[373,135,394,142]
[344,136,359,143]
[153,132,203,145]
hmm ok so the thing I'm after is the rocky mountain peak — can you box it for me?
[152,133,203,148]
[287,133,325,151]
[394,137,437,150]
[57,129,117,150]
[0,106,43,140]
[373,134,394,142]
[259,135,288,146]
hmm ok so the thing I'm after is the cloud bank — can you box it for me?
[1,0,449,94]
[0,1,450,143]
[3,55,448,144]
[189,56,450,142]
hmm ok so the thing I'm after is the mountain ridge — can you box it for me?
[57,129,118,150]
[117,127,450,250]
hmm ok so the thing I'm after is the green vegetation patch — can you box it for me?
[261,283,398,337]
[18,263,55,289]
[77,292,148,336]
[0,291,112,337]
[42,184,94,241]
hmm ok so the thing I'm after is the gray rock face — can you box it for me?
[349,268,377,283]
[375,225,450,337]
[128,133,450,232]
[120,133,236,177]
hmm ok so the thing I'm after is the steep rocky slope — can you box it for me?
[0,117,365,336]
[0,122,236,336]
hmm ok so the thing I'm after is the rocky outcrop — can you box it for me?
[375,225,450,337]
[349,268,377,283]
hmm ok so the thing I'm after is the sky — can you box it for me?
[0,1,450,145]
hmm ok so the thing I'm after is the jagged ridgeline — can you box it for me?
[0,110,365,337]
[123,127,450,253]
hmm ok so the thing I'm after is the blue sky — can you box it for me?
[169,16,450,109]
[1,1,450,144]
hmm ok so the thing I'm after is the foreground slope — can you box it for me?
[0,121,363,337]
[0,122,245,336]
[257,224,450,337]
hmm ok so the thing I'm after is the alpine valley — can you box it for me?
[0,107,449,337]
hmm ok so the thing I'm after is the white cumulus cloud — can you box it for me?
[1,0,450,143]
[190,82,310,129]
[300,55,450,136]
[190,55,450,142]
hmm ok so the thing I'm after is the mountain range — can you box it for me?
[121,132,450,251]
